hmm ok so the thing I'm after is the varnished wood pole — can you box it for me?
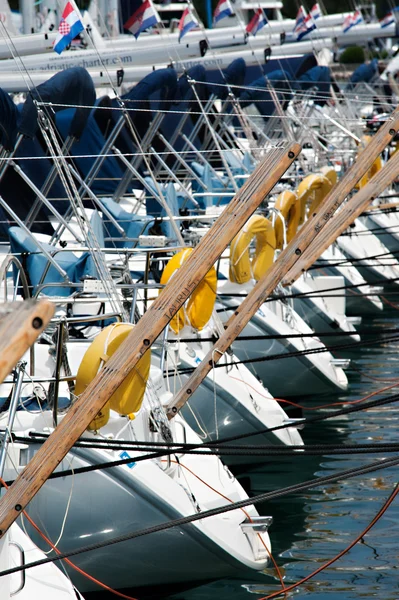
[0,143,301,536]
[0,300,54,385]
[283,149,399,283]
[165,108,399,419]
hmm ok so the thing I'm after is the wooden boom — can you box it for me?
[283,148,399,282]
[0,142,301,536]
[0,300,54,385]
[165,107,399,419]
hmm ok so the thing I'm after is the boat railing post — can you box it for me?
[0,362,26,479]
[0,134,24,183]
[11,161,83,244]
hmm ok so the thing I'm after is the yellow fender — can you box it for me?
[297,171,335,222]
[357,136,383,189]
[274,190,300,249]
[160,248,217,333]
[75,323,151,431]
[320,165,338,188]
[229,215,276,284]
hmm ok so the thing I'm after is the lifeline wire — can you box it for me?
[0,454,398,578]
[166,331,399,375]
[5,390,399,481]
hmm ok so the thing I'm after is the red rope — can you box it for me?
[257,483,399,599]
[0,478,139,600]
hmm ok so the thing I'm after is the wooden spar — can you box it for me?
[0,300,54,385]
[366,200,399,212]
[165,108,399,420]
[277,106,399,288]
[283,149,399,283]
[0,143,301,536]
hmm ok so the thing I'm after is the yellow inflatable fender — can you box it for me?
[357,136,382,189]
[229,215,276,284]
[160,248,217,334]
[297,171,335,222]
[274,190,300,249]
[75,323,151,431]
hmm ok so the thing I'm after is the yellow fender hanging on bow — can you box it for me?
[229,215,276,284]
[274,190,300,249]
[160,248,217,333]
[297,168,336,222]
[75,323,151,431]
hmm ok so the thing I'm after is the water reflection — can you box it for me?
[166,312,399,600]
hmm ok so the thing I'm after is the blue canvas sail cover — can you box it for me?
[210,58,246,99]
[94,68,178,161]
[350,59,378,84]
[158,65,207,160]
[0,88,19,151]
[0,94,69,237]
[55,108,125,197]
[176,65,208,103]
[122,68,178,153]
[123,68,178,108]
[239,69,293,119]
[298,65,332,106]
[19,67,96,139]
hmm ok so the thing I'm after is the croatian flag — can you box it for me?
[342,13,352,32]
[380,11,394,28]
[310,3,321,20]
[178,7,198,42]
[53,1,84,54]
[293,6,307,34]
[352,10,364,26]
[246,8,267,36]
[213,0,234,24]
[343,10,363,32]
[296,13,316,40]
[124,0,160,39]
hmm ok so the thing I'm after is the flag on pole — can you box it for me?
[293,6,307,34]
[352,10,364,26]
[246,8,267,36]
[178,6,198,41]
[53,1,84,54]
[296,13,316,39]
[213,0,234,24]
[293,6,316,41]
[342,12,352,32]
[379,11,394,27]
[342,9,363,32]
[310,3,322,20]
[124,0,160,39]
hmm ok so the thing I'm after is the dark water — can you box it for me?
[165,312,399,600]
